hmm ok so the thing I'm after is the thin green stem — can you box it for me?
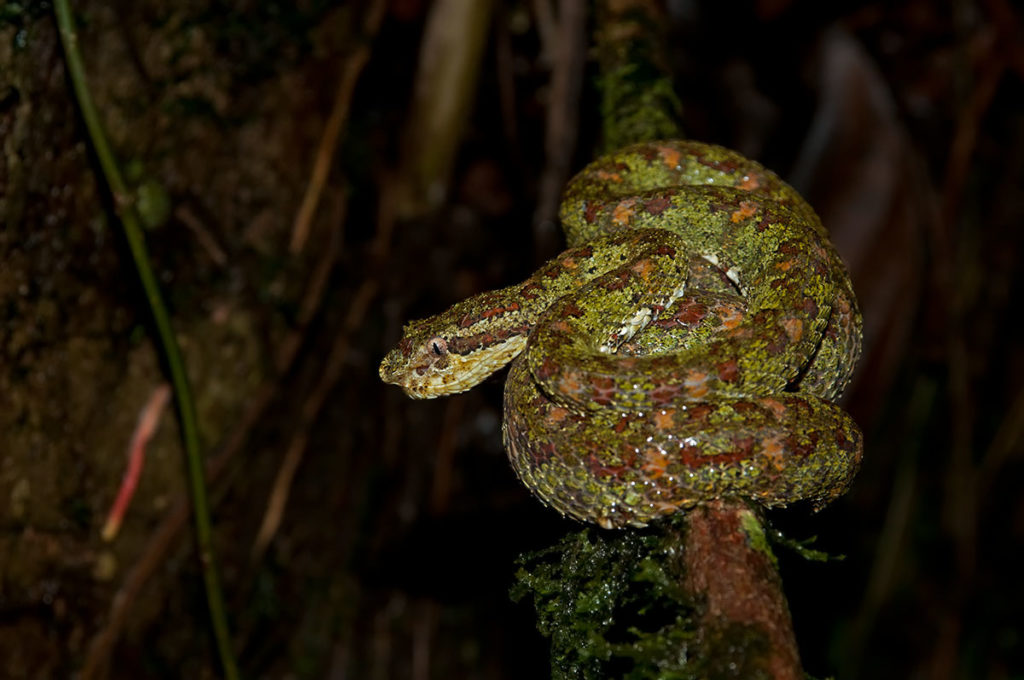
[54,3,240,678]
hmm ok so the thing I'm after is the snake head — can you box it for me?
[379,296,531,399]
[379,325,455,398]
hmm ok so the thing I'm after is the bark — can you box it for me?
[681,501,802,679]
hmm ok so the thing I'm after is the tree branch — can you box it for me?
[594,0,683,152]
[681,501,802,679]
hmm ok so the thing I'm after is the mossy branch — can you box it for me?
[594,0,683,152]
[54,3,239,678]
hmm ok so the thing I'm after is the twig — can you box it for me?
[940,57,1005,224]
[289,0,387,253]
[250,279,379,561]
[936,2,1009,590]
[250,153,398,565]
[530,0,558,63]
[924,20,1021,674]
[532,0,587,260]
[251,49,401,560]
[102,384,172,542]
[846,379,935,677]
[54,3,239,678]
[495,0,520,147]
[175,205,229,266]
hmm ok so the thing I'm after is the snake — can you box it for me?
[379,140,862,529]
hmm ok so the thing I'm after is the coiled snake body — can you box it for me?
[380,141,862,529]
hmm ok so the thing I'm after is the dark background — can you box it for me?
[1,0,1022,677]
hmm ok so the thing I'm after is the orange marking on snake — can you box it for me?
[612,199,636,227]
[781,318,804,342]
[730,200,760,223]
[684,370,710,398]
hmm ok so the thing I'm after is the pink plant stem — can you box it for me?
[102,384,172,541]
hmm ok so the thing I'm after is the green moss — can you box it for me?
[511,519,820,678]
[598,59,682,153]
[769,527,842,563]
[595,7,684,153]
[512,526,697,679]
[739,508,778,569]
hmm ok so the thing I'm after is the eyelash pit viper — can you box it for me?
[380,140,862,529]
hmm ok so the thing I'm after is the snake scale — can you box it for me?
[380,141,862,528]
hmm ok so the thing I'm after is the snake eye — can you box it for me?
[429,337,447,357]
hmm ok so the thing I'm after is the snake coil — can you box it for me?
[381,141,862,528]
